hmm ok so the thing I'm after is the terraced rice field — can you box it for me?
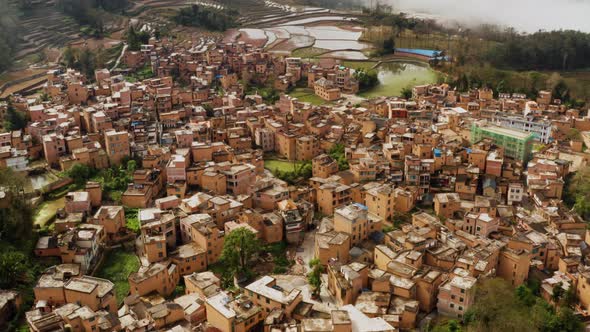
[226,15,372,56]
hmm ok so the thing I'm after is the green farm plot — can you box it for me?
[264,159,304,173]
[34,197,65,227]
[288,88,326,105]
[95,250,140,304]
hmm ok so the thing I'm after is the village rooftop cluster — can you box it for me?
[1,35,590,332]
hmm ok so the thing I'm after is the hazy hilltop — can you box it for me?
[385,0,590,33]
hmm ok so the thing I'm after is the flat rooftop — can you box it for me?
[477,124,533,140]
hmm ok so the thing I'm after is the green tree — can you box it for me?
[127,26,141,51]
[382,36,395,55]
[174,5,238,32]
[3,102,27,131]
[515,284,536,306]
[563,285,578,308]
[400,86,412,100]
[465,278,582,332]
[551,283,564,303]
[0,168,34,244]
[0,251,30,289]
[465,278,538,331]
[431,319,462,332]
[354,69,379,91]
[62,47,76,68]
[78,48,95,76]
[328,143,349,171]
[0,0,19,72]
[552,79,571,103]
[307,258,323,296]
[66,163,93,186]
[126,160,137,174]
[564,166,590,220]
[220,228,260,273]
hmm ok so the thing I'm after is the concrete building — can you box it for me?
[104,130,130,166]
[312,154,339,178]
[205,291,264,332]
[437,274,476,319]
[470,123,534,162]
[491,113,552,143]
[334,203,382,246]
[128,260,180,297]
[244,276,303,319]
[314,78,341,101]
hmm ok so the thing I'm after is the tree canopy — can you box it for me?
[3,102,27,131]
[57,0,129,35]
[354,69,380,91]
[127,26,150,51]
[0,168,34,244]
[220,227,260,274]
[67,163,94,186]
[329,143,349,171]
[0,0,19,72]
[464,278,582,332]
[563,166,590,221]
[307,258,323,296]
[0,250,31,289]
[62,47,108,78]
[486,30,590,71]
[174,5,238,32]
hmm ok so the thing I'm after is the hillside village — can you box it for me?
[2,31,590,332]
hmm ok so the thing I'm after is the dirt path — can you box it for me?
[111,43,128,71]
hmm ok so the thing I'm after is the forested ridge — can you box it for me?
[486,30,590,71]
[0,0,20,72]
[174,5,238,32]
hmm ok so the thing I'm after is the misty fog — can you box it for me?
[384,0,590,33]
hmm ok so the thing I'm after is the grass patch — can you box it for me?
[95,249,140,305]
[341,61,378,71]
[125,63,154,82]
[288,88,326,105]
[264,159,303,173]
[34,197,65,226]
[124,208,140,233]
[562,70,590,101]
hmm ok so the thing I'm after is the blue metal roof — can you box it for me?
[396,48,442,58]
[434,148,442,157]
[352,203,368,210]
